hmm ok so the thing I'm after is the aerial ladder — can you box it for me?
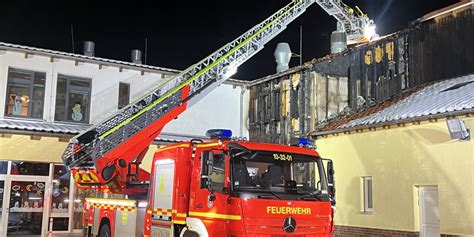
[62,0,375,194]
[316,0,377,44]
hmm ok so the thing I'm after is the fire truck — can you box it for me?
[81,131,336,236]
[61,0,374,236]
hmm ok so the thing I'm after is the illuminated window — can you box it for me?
[54,75,91,123]
[4,68,45,118]
[362,176,373,212]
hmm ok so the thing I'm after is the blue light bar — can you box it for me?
[298,138,310,146]
[289,137,315,148]
[206,129,233,139]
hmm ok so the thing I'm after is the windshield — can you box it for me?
[230,150,328,200]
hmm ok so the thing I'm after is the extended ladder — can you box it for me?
[315,0,375,42]
[62,0,317,193]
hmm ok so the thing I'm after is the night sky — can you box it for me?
[1,0,459,80]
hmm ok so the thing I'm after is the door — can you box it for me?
[0,177,50,237]
[419,186,440,237]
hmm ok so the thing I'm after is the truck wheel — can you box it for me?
[180,227,199,237]
[99,223,111,237]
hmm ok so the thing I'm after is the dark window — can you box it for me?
[210,154,225,192]
[10,161,50,176]
[0,161,8,174]
[50,218,69,231]
[4,68,45,118]
[118,82,130,109]
[55,75,91,123]
[363,176,373,212]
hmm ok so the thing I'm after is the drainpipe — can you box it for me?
[239,86,247,137]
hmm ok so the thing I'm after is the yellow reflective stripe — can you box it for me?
[85,198,136,207]
[196,142,220,148]
[189,212,241,220]
[173,220,186,225]
[157,144,190,153]
[176,213,187,218]
[99,1,304,140]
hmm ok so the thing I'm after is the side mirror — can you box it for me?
[327,160,336,205]
[200,151,214,190]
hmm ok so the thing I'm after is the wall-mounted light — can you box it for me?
[446,118,470,141]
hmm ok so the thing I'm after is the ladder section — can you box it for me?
[315,0,374,42]
[62,0,316,182]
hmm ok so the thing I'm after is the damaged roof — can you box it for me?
[314,74,474,135]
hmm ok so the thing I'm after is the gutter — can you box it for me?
[311,109,474,137]
[239,86,247,137]
[248,63,312,86]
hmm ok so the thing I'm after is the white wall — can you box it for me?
[163,84,249,138]
[0,49,248,138]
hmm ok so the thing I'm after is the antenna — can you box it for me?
[299,25,303,66]
[71,24,75,53]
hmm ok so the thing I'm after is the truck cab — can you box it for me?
[148,131,335,237]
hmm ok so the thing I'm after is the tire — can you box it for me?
[98,223,111,237]
[180,227,199,237]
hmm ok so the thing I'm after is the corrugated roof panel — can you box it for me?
[0,118,203,143]
[0,119,88,134]
[339,74,474,129]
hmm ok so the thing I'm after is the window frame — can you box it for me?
[54,74,92,124]
[117,82,130,109]
[4,67,46,119]
[362,176,373,213]
[210,153,226,193]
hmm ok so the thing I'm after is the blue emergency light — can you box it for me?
[206,129,232,139]
[289,137,316,148]
[298,138,310,146]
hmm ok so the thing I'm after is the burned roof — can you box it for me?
[314,74,474,135]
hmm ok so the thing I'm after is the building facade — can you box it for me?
[315,75,474,236]
[0,42,248,236]
[246,2,473,236]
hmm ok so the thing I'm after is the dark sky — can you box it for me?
[0,0,459,80]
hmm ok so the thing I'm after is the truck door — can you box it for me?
[190,150,233,236]
[150,159,175,236]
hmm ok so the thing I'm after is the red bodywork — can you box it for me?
[72,85,190,194]
[142,140,334,236]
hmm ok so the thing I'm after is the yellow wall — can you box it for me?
[0,135,67,163]
[0,134,159,173]
[316,117,474,235]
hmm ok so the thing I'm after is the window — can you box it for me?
[362,176,373,212]
[5,68,45,118]
[118,82,130,109]
[10,161,50,176]
[52,165,69,214]
[0,161,8,174]
[55,75,91,123]
[210,154,225,192]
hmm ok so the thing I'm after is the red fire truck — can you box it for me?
[82,130,335,236]
[58,0,367,236]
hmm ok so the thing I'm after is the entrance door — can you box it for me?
[0,177,50,237]
[419,186,440,237]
